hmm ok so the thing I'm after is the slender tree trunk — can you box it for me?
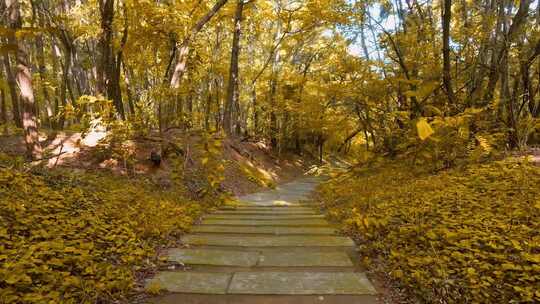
[442,0,455,104]
[204,80,212,131]
[1,84,7,135]
[466,0,495,106]
[170,0,229,88]
[57,41,73,129]
[6,0,42,159]
[98,0,125,119]
[122,60,135,115]
[268,16,282,148]
[317,134,324,164]
[111,4,129,118]
[214,77,222,131]
[359,4,370,61]
[32,0,54,128]
[35,35,54,128]
[246,21,258,135]
[224,0,244,135]
[484,0,532,103]
[2,54,22,128]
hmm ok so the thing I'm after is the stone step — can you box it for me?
[228,272,377,295]
[192,225,337,235]
[146,294,379,304]
[165,248,354,267]
[200,218,329,226]
[205,214,324,220]
[147,271,377,295]
[235,203,315,207]
[237,202,308,207]
[213,210,318,215]
[147,272,230,294]
[166,248,259,267]
[258,251,353,267]
[181,234,355,247]
[222,207,317,213]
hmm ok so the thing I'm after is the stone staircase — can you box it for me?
[146,177,377,304]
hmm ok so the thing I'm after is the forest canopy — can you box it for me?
[0,0,537,161]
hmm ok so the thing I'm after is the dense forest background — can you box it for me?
[1,0,538,163]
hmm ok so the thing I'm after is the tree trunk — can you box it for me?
[2,53,22,128]
[466,0,495,106]
[170,0,229,88]
[204,79,212,131]
[98,0,125,119]
[122,60,135,115]
[1,84,7,135]
[359,4,370,61]
[484,0,532,103]
[6,0,42,159]
[35,34,54,128]
[442,0,455,104]
[224,0,244,135]
[30,0,54,128]
[268,16,282,148]
[57,41,72,129]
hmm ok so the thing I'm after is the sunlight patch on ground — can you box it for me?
[81,119,107,147]
[271,200,293,206]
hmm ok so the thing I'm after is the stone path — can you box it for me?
[146,177,378,304]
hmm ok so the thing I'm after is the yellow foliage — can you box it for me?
[0,161,216,303]
[316,159,540,303]
[145,281,162,295]
[238,161,276,189]
[416,118,434,141]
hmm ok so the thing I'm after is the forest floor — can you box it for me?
[2,130,540,303]
[0,128,313,196]
[315,156,540,303]
[0,129,318,304]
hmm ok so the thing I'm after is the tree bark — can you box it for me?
[466,0,495,106]
[1,83,7,134]
[442,0,455,104]
[98,0,125,119]
[6,0,42,159]
[269,15,282,148]
[169,0,229,88]
[31,0,54,128]
[122,60,135,115]
[2,53,22,128]
[224,0,245,135]
[484,0,532,103]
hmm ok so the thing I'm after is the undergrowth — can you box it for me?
[0,154,220,303]
[316,158,540,303]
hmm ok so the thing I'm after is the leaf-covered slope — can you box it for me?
[0,167,213,303]
[316,160,540,303]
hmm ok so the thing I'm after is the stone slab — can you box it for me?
[213,210,318,215]
[228,272,377,295]
[147,294,379,304]
[192,225,337,235]
[258,251,354,267]
[205,214,324,220]
[200,219,329,226]
[223,206,316,212]
[181,235,355,247]
[146,272,231,294]
[236,200,312,207]
[166,248,259,267]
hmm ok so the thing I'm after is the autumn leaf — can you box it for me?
[416,118,435,141]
